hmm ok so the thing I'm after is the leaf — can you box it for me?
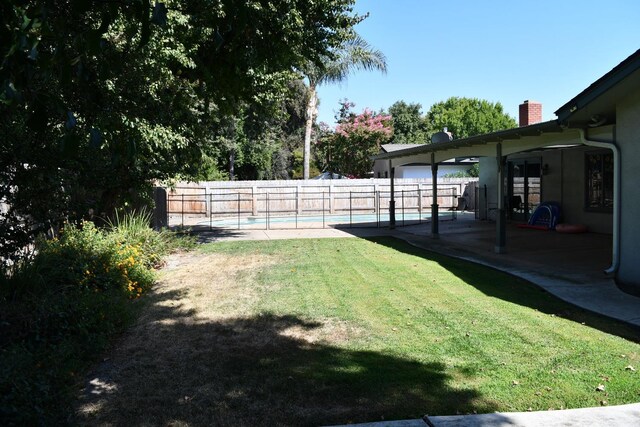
[625,365,636,371]
[596,384,605,392]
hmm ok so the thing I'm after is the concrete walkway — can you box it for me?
[196,221,640,427]
[330,403,640,427]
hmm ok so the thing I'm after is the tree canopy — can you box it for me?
[0,0,364,263]
[425,97,517,140]
[301,33,387,179]
[316,101,392,177]
[388,101,428,144]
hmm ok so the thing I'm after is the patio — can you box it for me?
[396,212,613,281]
[378,214,640,328]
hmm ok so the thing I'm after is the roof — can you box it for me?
[374,120,563,161]
[555,49,640,125]
[380,144,424,153]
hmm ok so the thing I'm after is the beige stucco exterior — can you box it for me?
[616,84,640,292]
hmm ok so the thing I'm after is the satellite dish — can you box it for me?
[431,129,453,144]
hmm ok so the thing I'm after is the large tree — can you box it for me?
[301,34,387,179]
[388,101,428,144]
[425,97,517,140]
[0,0,363,263]
[316,101,392,177]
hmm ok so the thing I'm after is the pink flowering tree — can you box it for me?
[317,102,392,177]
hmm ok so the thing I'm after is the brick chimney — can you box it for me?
[519,100,542,127]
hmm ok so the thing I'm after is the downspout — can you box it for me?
[578,128,620,275]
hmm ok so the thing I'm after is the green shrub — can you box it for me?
[107,208,195,269]
[34,220,155,299]
[0,213,193,424]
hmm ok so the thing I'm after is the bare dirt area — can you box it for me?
[74,250,365,426]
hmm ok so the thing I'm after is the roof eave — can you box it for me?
[373,120,562,161]
[555,49,640,123]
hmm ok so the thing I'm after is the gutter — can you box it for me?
[578,129,620,275]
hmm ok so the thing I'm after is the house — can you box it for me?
[374,49,640,296]
[373,144,478,179]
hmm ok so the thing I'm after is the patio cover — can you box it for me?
[374,120,567,166]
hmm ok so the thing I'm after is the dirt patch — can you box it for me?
[158,251,278,319]
[74,250,366,425]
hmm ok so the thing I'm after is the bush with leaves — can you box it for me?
[317,101,393,177]
[0,213,193,424]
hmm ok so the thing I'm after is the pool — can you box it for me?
[192,211,455,229]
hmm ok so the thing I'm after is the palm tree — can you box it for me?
[302,35,387,179]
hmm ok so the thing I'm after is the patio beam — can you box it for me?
[431,152,439,238]
[389,160,396,229]
[495,143,506,253]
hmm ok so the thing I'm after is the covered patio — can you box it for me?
[396,213,612,281]
[374,120,617,271]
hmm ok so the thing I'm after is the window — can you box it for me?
[585,151,613,210]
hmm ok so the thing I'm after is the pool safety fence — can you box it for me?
[166,187,463,230]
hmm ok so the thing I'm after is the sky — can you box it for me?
[315,0,640,127]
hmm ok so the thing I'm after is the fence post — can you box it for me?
[152,187,167,230]
[266,192,270,230]
[402,190,405,226]
[203,186,209,217]
[181,194,185,228]
[453,187,458,220]
[322,191,326,229]
[237,192,241,229]
[349,191,352,228]
[376,191,380,228]
[252,186,258,216]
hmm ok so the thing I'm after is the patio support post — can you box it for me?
[389,160,396,229]
[431,152,439,239]
[495,143,507,253]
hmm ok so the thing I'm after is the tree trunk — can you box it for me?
[229,149,235,181]
[303,83,317,180]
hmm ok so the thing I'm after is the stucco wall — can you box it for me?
[541,150,562,203]
[373,160,474,179]
[396,164,472,179]
[479,145,613,233]
[478,157,498,220]
[616,87,640,292]
[556,146,613,233]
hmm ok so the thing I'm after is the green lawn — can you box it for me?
[198,237,640,422]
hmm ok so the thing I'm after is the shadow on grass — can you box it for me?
[367,236,640,343]
[75,287,496,426]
